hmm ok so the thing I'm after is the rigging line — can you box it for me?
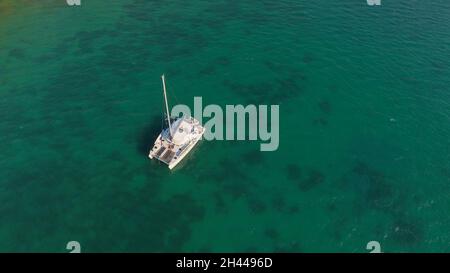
[165,75,181,107]
[170,88,181,106]
[161,88,167,130]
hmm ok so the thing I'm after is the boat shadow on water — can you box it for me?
[136,115,163,156]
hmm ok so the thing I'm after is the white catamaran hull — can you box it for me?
[148,75,205,169]
[148,119,204,170]
[167,132,202,169]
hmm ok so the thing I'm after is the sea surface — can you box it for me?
[1,0,450,252]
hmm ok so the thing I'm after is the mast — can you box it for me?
[161,74,172,137]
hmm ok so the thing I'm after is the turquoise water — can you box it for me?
[1,0,450,252]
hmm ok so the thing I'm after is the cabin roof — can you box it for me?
[170,118,193,145]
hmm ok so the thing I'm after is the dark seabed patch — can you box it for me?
[298,169,325,192]
[389,217,424,247]
[264,60,284,73]
[263,60,303,76]
[350,161,397,211]
[318,99,331,115]
[198,64,217,75]
[202,1,241,24]
[439,167,450,181]
[337,160,414,240]
[272,195,286,212]
[302,53,314,64]
[313,117,328,126]
[273,241,302,253]
[276,76,305,98]
[197,246,213,252]
[288,205,300,214]
[247,197,267,214]
[35,37,72,63]
[213,191,227,213]
[241,149,265,165]
[8,48,25,59]
[195,157,254,199]
[286,164,324,192]
[97,192,205,252]
[223,74,303,104]
[328,84,338,92]
[223,80,277,104]
[215,56,231,66]
[286,164,301,181]
[265,228,279,240]
[74,29,117,54]
[326,199,337,212]
[244,246,260,252]
[199,56,231,75]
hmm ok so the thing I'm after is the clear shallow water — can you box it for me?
[1,0,450,252]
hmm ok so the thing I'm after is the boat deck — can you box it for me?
[160,150,175,163]
[155,146,166,157]
[150,137,179,165]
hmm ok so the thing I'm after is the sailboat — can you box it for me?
[148,75,205,169]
